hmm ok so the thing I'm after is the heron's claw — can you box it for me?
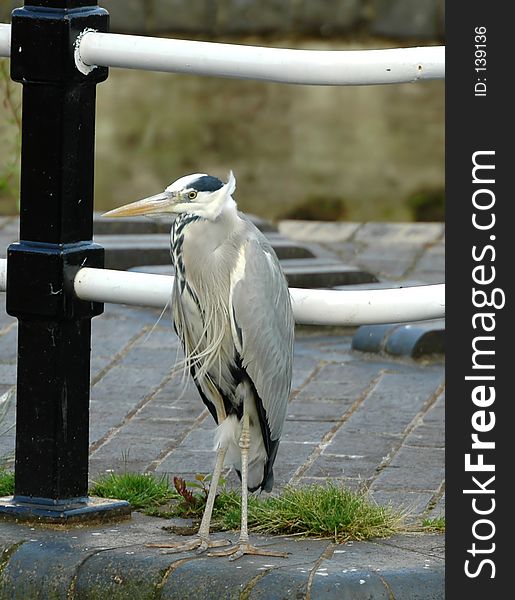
[208,542,289,561]
[146,537,230,555]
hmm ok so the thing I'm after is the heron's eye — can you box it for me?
[188,191,197,200]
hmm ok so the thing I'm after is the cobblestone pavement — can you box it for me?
[0,300,445,522]
[278,219,445,284]
[0,215,445,521]
[0,216,445,599]
[82,313,444,521]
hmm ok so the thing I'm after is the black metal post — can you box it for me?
[0,1,129,522]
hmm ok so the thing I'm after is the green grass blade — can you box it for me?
[0,469,15,496]
[90,472,178,509]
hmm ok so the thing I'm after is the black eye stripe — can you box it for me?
[189,175,224,192]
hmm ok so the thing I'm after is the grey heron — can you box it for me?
[103,171,294,560]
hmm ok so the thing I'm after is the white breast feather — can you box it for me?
[228,244,247,355]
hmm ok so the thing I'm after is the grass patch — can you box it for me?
[1,469,410,542]
[211,484,404,543]
[1,462,442,541]
[92,473,405,543]
[0,469,15,496]
[90,472,177,510]
[421,516,445,532]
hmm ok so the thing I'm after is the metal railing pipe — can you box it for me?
[0,258,6,293]
[71,266,445,326]
[1,24,444,85]
[75,32,444,85]
[0,23,10,56]
[1,260,445,325]
[290,285,445,326]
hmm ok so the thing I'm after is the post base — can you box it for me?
[0,496,131,525]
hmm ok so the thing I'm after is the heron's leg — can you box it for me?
[145,445,230,553]
[194,444,229,551]
[235,407,251,544]
[146,392,230,554]
[209,401,288,561]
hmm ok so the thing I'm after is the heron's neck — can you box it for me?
[205,195,237,221]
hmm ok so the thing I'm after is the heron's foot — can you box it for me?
[208,541,289,561]
[146,537,230,555]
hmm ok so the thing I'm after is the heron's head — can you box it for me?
[103,171,236,221]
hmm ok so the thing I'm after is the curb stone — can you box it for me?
[352,320,445,358]
[0,515,444,600]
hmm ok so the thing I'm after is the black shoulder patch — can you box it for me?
[191,175,224,192]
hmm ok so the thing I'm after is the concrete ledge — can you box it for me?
[281,262,377,288]
[130,258,378,289]
[93,212,277,235]
[95,233,313,270]
[0,513,444,600]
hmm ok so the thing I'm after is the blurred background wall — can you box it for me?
[0,1,444,222]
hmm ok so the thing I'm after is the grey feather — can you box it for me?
[229,225,294,441]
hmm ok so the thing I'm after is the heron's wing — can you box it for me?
[230,234,294,441]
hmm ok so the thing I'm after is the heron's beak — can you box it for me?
[102,192,173,218]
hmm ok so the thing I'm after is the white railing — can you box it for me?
[0,24,444,85]
[74,31,444,85]
[0,259,444,326]
[0,258,6,293]
[0,24,9,57]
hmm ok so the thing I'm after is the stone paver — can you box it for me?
[354,244,422,279]
[0,300,445,521]
[352,222,444,247]
[279,219,445,283]
[278,220,362,243]
[25,300,445,522]
[410,240,445,283]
